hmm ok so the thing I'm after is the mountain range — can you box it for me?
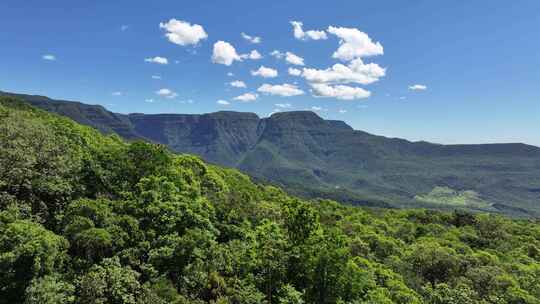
[2,90,540,217]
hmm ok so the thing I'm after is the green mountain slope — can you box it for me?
[2,91,540,216]
[2,96,540,303]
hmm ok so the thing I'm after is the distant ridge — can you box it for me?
[3,90,540,216]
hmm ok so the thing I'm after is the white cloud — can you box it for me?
[257,83,304,97]
[269,109,282,116]
[288,67,302,76]
[145,98,155,103]
[230,80,247,88]
[310,83,371,100]
[275,103,292,108]
[217,99,230,105]
[338,109,347,114]
[151,75,161,79]
[145,56,168,64]
[42,54,56,61]
[227,72,234,77]
[399,96,407,100]
[159,19,208,46]
[327,26,383,61]
[155,88,178,99]
[250,50,262,59]
[285,52,305,66]
[241,49,262,60]
[409,84,427,91]
[290,21,328,41]
[251,66,278,78]
[241,32,261,44]
[212,41,242,66]
[271,50,304,66]
[233,93,258,102]
[306,30,328,40]
[120,25,129,31]
[311,106,323,111]
[291,21,304,39]
[270,50,285,59]
[111,91,123,96]
[212,42,260,65]
[302,58,385,85]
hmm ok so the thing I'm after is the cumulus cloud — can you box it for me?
[212,41,242,66]
[257,83,304,97]
[310,83,371,100]
[230,80,247,88]
[271,50,304,65]
[155,88,178,99]
[227,72,234,77]
[151,75,161,79]
[145,56,168,64]
[217,99,230,105]
[111,91,123,96]
[241,50,262,60]
[290,21,328,40]
[270,50,285,59]
[275,103,292,108]
[288,67,302,76]
[211,41,261,65]
[159,19,208,46]
[42,54,56,61]
[409,84,427,91]
[302,58,385,85]
[327,26,384,61]
[251,66,278,78]
[285,52,305,66]
[233,93,258,102]
[241,32,261,44]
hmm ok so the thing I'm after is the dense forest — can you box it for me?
[4,90,540,218]
[1,96,539,303]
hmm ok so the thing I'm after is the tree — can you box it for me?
[0,105,82,226]
[465,266,515,299]
[422,283,476,304]
[0,220,68,303]
[25,275,75,304]
[277,284,304,304]
[252,220,288,303]
[77,257,144,304]
[404,241,459,286]
[339,259,376,302]
[306,229,349,304]
[72,228,113,263]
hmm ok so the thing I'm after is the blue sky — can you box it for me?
[1,1,539,146]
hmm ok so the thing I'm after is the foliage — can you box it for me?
[0,97,539,303]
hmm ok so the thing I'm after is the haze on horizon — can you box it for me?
[1,0,538,146]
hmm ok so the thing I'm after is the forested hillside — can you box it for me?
[3,91,540,217]
[1,96,539,303]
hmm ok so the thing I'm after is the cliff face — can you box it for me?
[4,90,540,216]
[129,111,261,166]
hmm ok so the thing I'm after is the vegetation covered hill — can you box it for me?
[2,91,540,217]
[1,97,540,303]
